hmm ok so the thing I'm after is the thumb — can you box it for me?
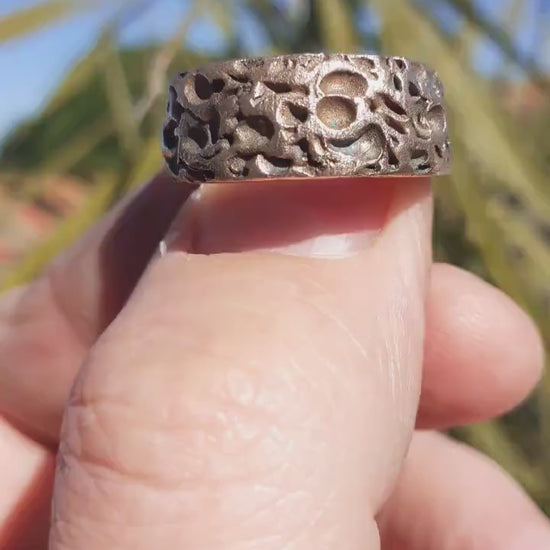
[50,177,431,550]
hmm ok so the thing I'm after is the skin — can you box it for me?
[0,173,548,549]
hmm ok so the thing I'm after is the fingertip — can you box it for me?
[435,263,545,383]
[380,431,550,550]
[419,263,545,428]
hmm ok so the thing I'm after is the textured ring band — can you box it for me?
[162,54,451,183]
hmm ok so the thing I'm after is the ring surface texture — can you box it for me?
[162,54,451,183]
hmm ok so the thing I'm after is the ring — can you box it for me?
[162,54,450,183]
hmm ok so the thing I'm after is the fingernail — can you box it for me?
[263,231,379,258]
[161,185,205,254]
[162,179,397,258]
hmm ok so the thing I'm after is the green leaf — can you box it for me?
[127,136,163,189]
[205,0,235,41]
[315,0,360,52]
[0,0,79,44]
[101,33,141,160]
[45,37,110,115]
[42,117,113,173]
[448,138,545,316]
[453,14,479,61]
[134,14,203,122]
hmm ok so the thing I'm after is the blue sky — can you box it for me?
[0,0,547,144]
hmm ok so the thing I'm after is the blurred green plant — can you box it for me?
[0,0,80,43]
[1,0,549,513]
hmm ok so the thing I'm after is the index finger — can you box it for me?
[0,173,194,443]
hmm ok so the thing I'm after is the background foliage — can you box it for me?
[1,0,549,512]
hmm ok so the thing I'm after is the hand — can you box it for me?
[0,174,547,549]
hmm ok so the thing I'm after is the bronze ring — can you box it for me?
[162,54,451,183]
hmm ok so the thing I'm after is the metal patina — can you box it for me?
[162,54,451,183]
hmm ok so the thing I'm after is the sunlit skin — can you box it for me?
[0,174,548,549]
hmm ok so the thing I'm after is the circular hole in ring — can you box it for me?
[319,71,368,97]
[194,73,213,100]
[316,96,357,130]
